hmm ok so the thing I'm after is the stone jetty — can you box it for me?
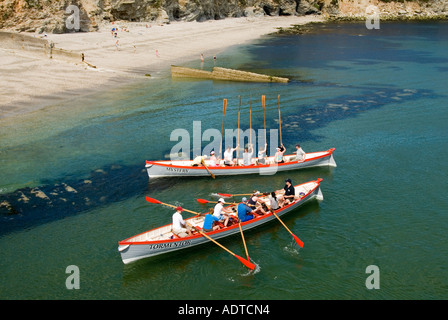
[171,66,289,83]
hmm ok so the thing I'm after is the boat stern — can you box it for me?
[327,148,337,167]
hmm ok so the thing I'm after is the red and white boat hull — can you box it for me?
[145,148,336,178]
[118,179,324,264]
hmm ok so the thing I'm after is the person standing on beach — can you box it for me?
[200,53,204,62]
[156,49,160,57]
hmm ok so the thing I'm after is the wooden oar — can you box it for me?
[277,94,282,146]
[147,196,255,270]
[189,223,255,270]
[237,217,250,261]
[271,210,304,248]
[262,95,266,145]
[219,98,227,157]
[236,95,241,165]
[145,196,200,216]
[249,99,252,146]
[217,192,253,197]
[201,159,215,179]
[196,198,238,205]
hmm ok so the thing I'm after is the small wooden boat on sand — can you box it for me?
[118,178,324,265]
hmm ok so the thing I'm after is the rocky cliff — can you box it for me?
[0,0,447,33]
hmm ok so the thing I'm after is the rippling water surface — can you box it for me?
[1,22,447,299]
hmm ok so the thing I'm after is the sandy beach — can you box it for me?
[0,15,322,119]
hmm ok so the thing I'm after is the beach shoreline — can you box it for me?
[0,15,323,120]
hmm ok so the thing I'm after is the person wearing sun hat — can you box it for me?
[209,150,219,166]
[172,206,192,237]
[212,198,231,227]
[274,144,286,164]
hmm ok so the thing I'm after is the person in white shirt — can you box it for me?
[191,155,204,167]
[213,198,231,227]
[209,151,219,166]
[257,143,267,165]
[242,145,254,166]
[291,144,306,162]
[223,144,239,166]
[172,206,192,237]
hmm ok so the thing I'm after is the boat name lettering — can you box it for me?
[148,240,192,250]
[166,167,190,173]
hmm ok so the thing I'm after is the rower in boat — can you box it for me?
[209,151,219,166]
[223,144,239,166]
[213,198,231,227]
[247,191,268,215]
[242,145,254,166]
[268,192,280,211]
[237,197,254,222]
[289,144,306,162]
[274,144,286,164]
[172,206,192,237]
[191,155,205,167]
[202,208,221,232]
[257,143,267,165]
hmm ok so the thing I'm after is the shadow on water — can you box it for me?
[280,84,436,142]
[0,85,436,236]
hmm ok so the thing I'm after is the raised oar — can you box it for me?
[271,210,304,248]
[196,198,238,205]
[278,94,282,146]
[262,95,266,145]
[249,99,252,146]
[145,196,200,216]
[219,99,227,157]
[189,223,255,270]
[200,159,215,179]
[236,95,241,165]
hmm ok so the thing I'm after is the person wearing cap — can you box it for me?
[274,144,286,164]
[283,178,295,204]
[172,206,192,237]
[237,197,254,222]
[209,151,219,166]
[213,198,231,227]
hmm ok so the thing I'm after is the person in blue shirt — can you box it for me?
[237,197,254,222]
[202,209,221,232]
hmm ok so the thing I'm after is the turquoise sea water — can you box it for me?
[0,22,447,300]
